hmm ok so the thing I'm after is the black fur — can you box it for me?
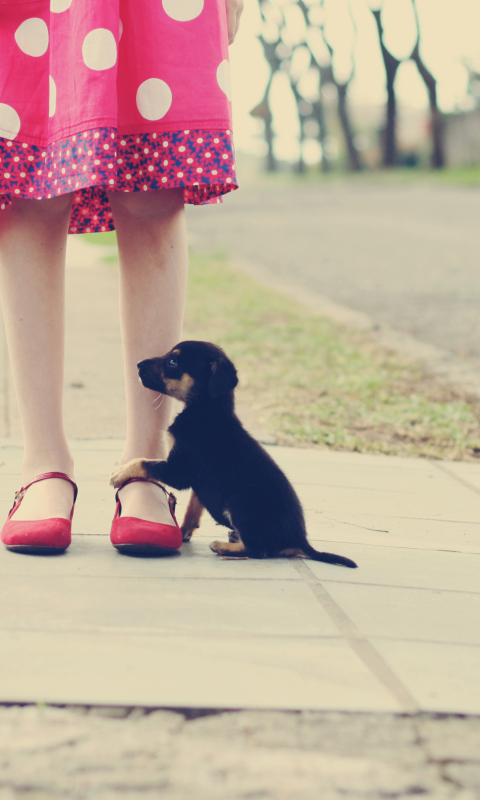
[135,341,357,568]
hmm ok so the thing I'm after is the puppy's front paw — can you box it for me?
[209,540,225,555]
[110,458,147,488]
[181,528,194,543]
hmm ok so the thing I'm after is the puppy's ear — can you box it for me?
[208,356,238,398]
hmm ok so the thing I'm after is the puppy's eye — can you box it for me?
[168,357,178,368]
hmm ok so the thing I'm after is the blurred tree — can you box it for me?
[370,3,401,167]
[254,0,362,172]
[409,0,444,168]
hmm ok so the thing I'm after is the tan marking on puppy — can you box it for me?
[172,348,181,356]
[163,373,194,402]
[209,540,247,556]
[110,458,148,488]
[279,548,304,558]
[181,491,205,542]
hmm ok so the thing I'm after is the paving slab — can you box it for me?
[0,438,480,715]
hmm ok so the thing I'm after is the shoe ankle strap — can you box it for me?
[13,471,78,509]
[115,477,177,515]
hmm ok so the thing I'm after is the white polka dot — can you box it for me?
[177,172,183,177]
[136,78,172,121]
[163,141,168,147]
[3,173,10,179]
[0,204,4,209]
[49,75,56,117]
[108,163,113,168]
[226,177,232,183]
[144,148,149,154]
[214,138,219,144]
[109,179,114,184]
[120,139,126,146]
[61,167,65,174]
[184,130,190,134]
[50,0,73,12]
[212,170,217,175]
[154,152,159,157]
[162,0,203,20]
[196,168,203,173]
[126,174,132,179]
[197,137,203,143]
[179,146,185,152]
[222,154,228,159]
[148,165,154,171]
[103,144,109,150]
[22,142,28,148]
[20,172,25,177]
[82,28,117,71]
[143,185,148,190]
[13,157,19,162]
[15,18,49,57]
[7,142,12,147]
[163,160,168,166]
[94,159,100,165]
[28,156,34,161]
[187,158,193,164]
[117,158,123,163]
[14,189,20,194]
[29,187,33,192]
[0,103,21,139]
[161,177,167,183]
[217,60,231,101]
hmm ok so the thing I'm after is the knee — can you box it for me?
[108,188,184,221]
[9,193,73,220]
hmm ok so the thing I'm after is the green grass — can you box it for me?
[80,234,480,460]
[183,252,480,460]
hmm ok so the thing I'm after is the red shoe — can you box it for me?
[1,471,78,554]
[110,477,182,555]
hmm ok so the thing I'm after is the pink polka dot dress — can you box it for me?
[0,0,237,233]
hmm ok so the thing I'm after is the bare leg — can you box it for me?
[108,189,188,524]
[0,195,75,519]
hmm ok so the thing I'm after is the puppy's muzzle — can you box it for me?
[137,358,165,393]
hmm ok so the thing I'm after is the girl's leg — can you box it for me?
[108,188,188,524]
[0,195,75,520]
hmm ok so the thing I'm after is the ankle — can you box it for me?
[22,453,75,486]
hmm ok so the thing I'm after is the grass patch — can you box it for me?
[184,251,480,460]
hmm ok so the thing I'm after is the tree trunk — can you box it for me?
[337,83,362,171]
[410,44,444,168]
[372,9,401,168]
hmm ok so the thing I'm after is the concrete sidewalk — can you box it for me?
[1,437,480,714]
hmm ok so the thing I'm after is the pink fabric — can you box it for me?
[0,0,232,146]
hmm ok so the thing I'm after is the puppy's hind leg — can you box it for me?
[181,491,204,542]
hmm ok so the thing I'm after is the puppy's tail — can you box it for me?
[302,543,357,569]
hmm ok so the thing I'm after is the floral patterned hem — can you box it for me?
[0,127,237,234]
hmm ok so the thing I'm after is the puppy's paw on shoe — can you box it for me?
[110,458,147,488]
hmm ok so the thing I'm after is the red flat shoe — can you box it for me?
[1,471,78,554]
[110,477,182,555]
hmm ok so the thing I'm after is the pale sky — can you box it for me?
[228,0,480,157]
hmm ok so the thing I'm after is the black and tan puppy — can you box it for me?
[110,341,357,568]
